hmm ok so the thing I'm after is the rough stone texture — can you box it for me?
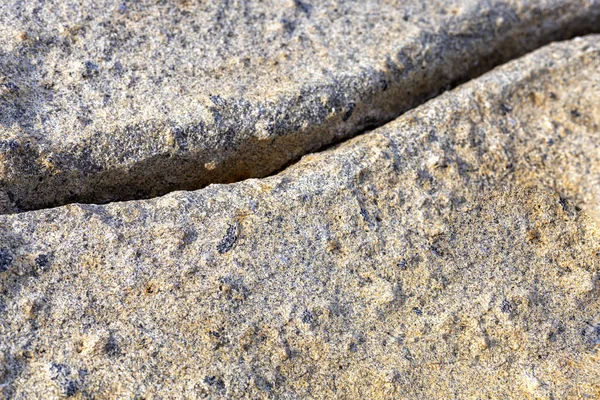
[0,0,599,213]
[0,35,599,398]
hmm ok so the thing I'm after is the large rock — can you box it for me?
[1,35,600,398]
[0,0,599,213]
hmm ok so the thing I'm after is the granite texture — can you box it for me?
[0,0,599,213]
[0,35,599,398]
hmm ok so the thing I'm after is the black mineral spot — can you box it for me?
[182,229,198,245]
[112,60,124,75]
[342,102,355,122]
[500,103,512,115]
[412,307,423,316]
[301,309,313,324]
[35,254,50,269]
[204,376,226,392]
[217,225,237,254]
[280,18,296,34]
[293,0,313,15]
[429,243,443,257]
[427,130,438,143]
[379,78,388,91]
[255,375,273,392]
[104,334,120,357]
[500,299,512,314]
[391,370,403,383]
[172,127,189,151]
[64,381,79,397]
[559,197,568,212]
[571,109,581,118]
[49,363,79,397]
[82,61,99,78]
[359,208,369,222]
[0,249,13,273]
[398,259,407,270]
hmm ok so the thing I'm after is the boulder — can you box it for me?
[1,35,599,398]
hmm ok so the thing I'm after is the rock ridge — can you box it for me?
[0,0,599,213]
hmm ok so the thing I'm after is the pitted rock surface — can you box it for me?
[0,0,599,213]
[1,35,599,398]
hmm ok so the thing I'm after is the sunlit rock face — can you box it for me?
[0,0,598,213]
[1,35,599,398]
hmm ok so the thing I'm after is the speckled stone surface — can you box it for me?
[0,35,598,398]
[0,0,599,213]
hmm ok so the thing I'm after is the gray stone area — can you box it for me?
[0,0,599,213]
[0,35,599,398]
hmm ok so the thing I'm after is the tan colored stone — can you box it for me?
[0,35,599,398]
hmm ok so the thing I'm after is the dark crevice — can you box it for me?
[1,4,599,214]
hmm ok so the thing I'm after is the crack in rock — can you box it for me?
[1,35,599,397]
[0,0,598,213]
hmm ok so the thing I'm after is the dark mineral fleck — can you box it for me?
[104,334,121,357]
[49,363,79,397]
[35,254,50,269]
[82,61,99,79]
[217,225,237,254]
[204,375,226,392]
[0,249,13,273]
[343,102,355,121]
[182,229,198,245]
[500,103,513,114]
[293,0,313,15]
[500,299,512,314]
[64,381,79,397]
[255,375,274,392]
[302,309,314,324]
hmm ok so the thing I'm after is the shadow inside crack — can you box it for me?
[1,3,599,214]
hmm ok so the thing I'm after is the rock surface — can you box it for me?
[0,0,599,213]
[1,35,599,398]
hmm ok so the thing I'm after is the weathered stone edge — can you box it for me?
[1,1,598,213]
